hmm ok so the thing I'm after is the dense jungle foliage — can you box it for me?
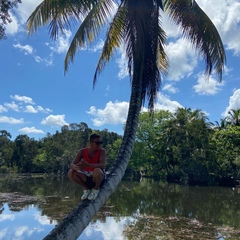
[1,108,240,186]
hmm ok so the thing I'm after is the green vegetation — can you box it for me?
[1,108,240,187]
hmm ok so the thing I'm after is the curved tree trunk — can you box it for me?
[44,73,143,240]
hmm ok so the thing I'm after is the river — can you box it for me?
[0,174,240,239]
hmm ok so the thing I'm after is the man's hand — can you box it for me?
[79,159,89,168]
[70,163,79,171]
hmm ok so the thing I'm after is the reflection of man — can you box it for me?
[68,133,106,201]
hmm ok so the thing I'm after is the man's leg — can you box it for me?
[68,169,89,189]
[92,168,104,190]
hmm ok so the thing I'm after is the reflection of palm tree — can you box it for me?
[27,0,225,238]
[0,203,4,214]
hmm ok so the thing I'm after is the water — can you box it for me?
[0,174,240,240]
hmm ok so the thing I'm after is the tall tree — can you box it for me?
[0,0,21,39]
[27,0,226,239]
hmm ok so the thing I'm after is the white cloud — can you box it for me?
[24,105,37,113]
[24,105,52,113]
[0,228,7,240]
[18,127,45,134]
[48,30,72,54]
[197,0,240,55]
[5,14,19,35]
[85,216,136,240]
[193,74,224,95]
[5,0,42,36]
[90,39,104,52]
[13,43,34,55]
[34,213,57,225]
[154,93,183,112]
[3,102,20,112]
[222,89,240,117]
[14,226,29,238]
[0,105,7,113]
[116,47,129,79]
[0,214,15,222]
[165,38,197,81]
[11,95,34,104]
[87,101,129,126]
[162,83,178,94]
[41,114,68,127]
[0,116,24,124]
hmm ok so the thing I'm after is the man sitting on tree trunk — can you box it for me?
[68,133,106,201]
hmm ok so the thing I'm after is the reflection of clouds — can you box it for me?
[15,226,29,237]
[13,225,43,239]
[0,228,7,240]
[34,212,57,225]
[84,216,136,240]
[0,214,15,222]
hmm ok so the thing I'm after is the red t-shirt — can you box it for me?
[83,147,102,172]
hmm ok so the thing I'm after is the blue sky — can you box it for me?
[0,0,240,140]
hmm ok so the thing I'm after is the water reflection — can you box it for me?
[0,174,240,239]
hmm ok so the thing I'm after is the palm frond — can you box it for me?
[93,2,126,86]
[27,0,97,38]
[164,0,226,81]
[64,0,116,73]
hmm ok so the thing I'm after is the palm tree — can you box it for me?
[27,0,226,239]
[227,109,240,126]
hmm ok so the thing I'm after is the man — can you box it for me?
[68,133,106,200]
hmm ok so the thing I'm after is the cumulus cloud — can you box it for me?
[24,105,52,114]
[87,101,129,126]
[193,74,224,95]
[222,89,240,117]
[11,94,34,104]
[5,0,42,35]
[3,102,20,112]
[165,38,198,81]
[87,95,182,127]
[154,93,183,112]
[162,83,179,94]
[197,0,240,55]
[2,95,52,114]
[18,127,44,134]
[41,115,68,127]
[0,214,15,222]
[48,30,72,54]
[0,105,7,113]
[0,116,24,124]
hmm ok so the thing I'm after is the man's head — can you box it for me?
[90,133,102,147]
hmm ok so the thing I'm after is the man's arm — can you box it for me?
[70,149,84,171]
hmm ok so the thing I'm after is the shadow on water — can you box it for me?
[0,174,240,239]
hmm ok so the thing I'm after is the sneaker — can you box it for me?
[81,189,91,200]
[88,189,99,200]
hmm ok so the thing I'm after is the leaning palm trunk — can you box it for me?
[44,72,143,240]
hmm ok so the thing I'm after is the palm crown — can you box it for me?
[27,0,225,112]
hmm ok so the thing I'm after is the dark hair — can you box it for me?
[89,133,100,142]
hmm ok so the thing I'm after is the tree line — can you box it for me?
[0,108,240,186]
